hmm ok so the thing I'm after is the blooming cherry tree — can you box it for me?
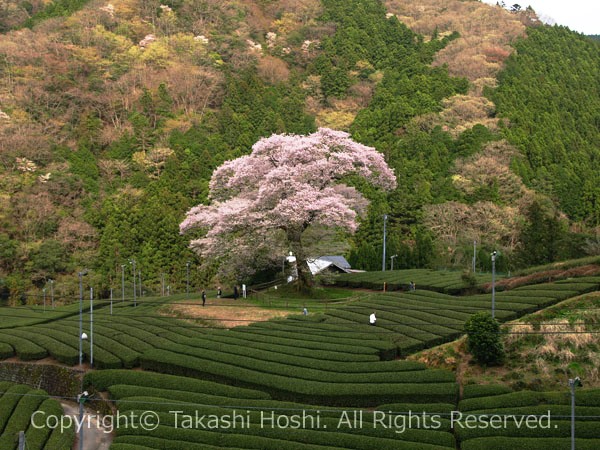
[180,128,396,290]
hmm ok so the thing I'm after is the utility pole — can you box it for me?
[77,391,88,450]
[121,264,125,302]
[186,261,191,298]
[78,270,88,366]
[90,287,93,368]
[491,251,497,319]
[382,214,388,271]
[49,279,54,309]
[569,377,582,450]
[472,240,477,273]
[130,260,136,307]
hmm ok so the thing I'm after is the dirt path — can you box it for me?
[61,401,112,450]
[162,299,293,328]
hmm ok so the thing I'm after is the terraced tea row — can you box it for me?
[0,382,73,450]
[457,388,600,450]
[319,277,600,353]
[0,278,596,371]
[87,371,600,450]
[86,370,457,450]
[334,269,497,294]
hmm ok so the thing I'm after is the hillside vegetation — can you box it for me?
[0,0,599,300]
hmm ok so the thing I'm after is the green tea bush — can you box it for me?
[8,329,78,365]
[464,313,504,365]
[461,384,513,399]
[84,370,270,399]
[24,398,65,450]
[0,342,13,359]
[462,437,600,450]
[140,349,458,406]
[0,384,35,433]
[0,332,47,360]
[0,389,46,449]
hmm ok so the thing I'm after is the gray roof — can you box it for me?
[317,256,351,270]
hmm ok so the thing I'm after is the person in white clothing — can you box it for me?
[369,312,376,326]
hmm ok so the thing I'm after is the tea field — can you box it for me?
[0,270,598,449]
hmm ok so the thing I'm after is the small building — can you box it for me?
[308,256,352,275]
[285,255,352,282]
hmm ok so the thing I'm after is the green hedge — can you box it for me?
[334,269,494,294]
[107,442,157,450]
[0,389,46,449]
[24,398,65,450]
[140,349,458,406]
[7,329,78,365]
[112,435,223,449]
[461,384,513,399]
[462,437,600,449]
[85,321,154,353]
[152,341,445,383]
[115,412,454,450]
[116,425,341,450]
[107,385,327,414]
[547,389,600,406]
[43,423,75,450]
[154,330,394,368]
[455,420,599,441]
[86,317,181,349]
[0,384,33,432]
[458,390,600,411]
[115,401,455,446]
[0,332,47,360]
[465,405,600,418]
[35,322,140,368]
[84,370,271,400]
[196,329,381,363]
[144,341,455,384]
[0,342,13,359]
[32,323,123,368]
[107,384,457,441]
[229,327,384,356]
[460,391,546,411]
[239,321,398,359]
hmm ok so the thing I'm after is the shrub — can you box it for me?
[464,312,504,365]
[461,271,478,287]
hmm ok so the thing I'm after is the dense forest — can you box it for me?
[0,0,598,302]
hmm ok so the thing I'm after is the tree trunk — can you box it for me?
[287,227,313,292]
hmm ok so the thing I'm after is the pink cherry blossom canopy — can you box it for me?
[180,128,396,282]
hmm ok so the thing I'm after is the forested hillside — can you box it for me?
[492,26,600,225]
[0,0,598,302]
